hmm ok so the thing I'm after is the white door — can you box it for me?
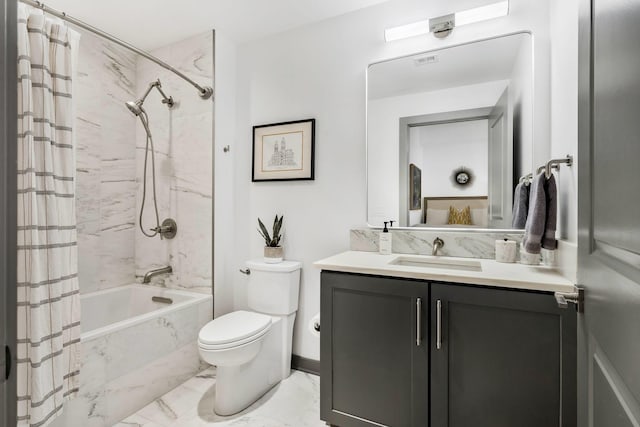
[488,88,512,228]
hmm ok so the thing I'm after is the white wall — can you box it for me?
[214,31,238,316]
[550,0,579,244]
[414,120,489,196]
[220,0,552,361]
[509,36,533,181]
[407,120,489,226]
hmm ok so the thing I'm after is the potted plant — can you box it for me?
[258,215,284,263]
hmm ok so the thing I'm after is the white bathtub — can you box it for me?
[81,284,210,341]
[51,284,212,427]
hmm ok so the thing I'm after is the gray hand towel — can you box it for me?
[542,175,557,250]
[512,182,530,229]
[522,173,546,254]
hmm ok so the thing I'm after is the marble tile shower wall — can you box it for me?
[75,30,213,295]
[75,30,138,293]
[134,31,214,294]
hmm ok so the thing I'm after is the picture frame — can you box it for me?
[252,119,315,182]
[409,163,422,210]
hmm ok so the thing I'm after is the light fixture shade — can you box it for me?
[455,1,509,26]
[384,0,510,42]
[384,19,430,42]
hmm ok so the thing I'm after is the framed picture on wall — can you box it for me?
[252,119,315,182]
[409,163,421,210]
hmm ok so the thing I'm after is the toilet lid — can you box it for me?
[198,311,271,346]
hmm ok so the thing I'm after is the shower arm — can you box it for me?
[138,80,174,108]
[20,0,213,100]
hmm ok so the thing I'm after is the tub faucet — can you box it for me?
[432,238,444,256]
[143,266,172,284]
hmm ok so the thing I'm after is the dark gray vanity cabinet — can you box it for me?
[430,282,577,427]
[320,271,577,427]
[320,271,429,427]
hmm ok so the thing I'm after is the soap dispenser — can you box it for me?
[379,221,392,255]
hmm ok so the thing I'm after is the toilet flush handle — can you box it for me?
[239,268,251,275]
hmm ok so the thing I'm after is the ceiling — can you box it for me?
[41,0,391,49]
[368,33,530,100]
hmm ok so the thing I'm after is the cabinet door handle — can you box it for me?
[436,299,442,350]
[416,298,422,346]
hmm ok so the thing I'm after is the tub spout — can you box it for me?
[143,266,172,284]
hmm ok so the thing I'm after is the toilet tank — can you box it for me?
[246,260,302,315]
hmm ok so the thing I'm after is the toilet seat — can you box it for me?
[198,310,271,350]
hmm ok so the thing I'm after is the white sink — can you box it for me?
[389,256,482,272]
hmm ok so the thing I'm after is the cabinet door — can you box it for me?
[431,283,576,427]
[321,271,429,427]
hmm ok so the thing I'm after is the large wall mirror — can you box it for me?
[367,32,533,231]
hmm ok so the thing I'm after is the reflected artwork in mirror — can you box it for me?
[367,32,533,231]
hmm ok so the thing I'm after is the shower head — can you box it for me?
[126,100,143,117]
[125,79,174,116]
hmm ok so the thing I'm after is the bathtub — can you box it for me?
[81,285,210,340]
[50,284,212,427]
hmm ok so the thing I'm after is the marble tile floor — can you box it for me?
[114,368,324,427]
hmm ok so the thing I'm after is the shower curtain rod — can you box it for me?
[19,0,213,100]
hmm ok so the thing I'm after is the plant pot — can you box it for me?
[264,246,284,263]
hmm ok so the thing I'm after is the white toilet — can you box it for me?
[198,259,302,415]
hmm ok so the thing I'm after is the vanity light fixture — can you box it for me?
[384,1,509,42]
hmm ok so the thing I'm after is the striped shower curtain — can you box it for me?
[16,6,81,427]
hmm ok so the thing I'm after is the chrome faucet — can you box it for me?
[143,266,172,284]
[432,238,444,256]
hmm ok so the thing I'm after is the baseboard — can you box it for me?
[291,354,320,376]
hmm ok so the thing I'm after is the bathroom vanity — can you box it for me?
[316,251,577,427]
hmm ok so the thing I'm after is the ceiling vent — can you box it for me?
[414,55,439,66]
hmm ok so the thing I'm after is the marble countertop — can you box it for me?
[314,251,576,293]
